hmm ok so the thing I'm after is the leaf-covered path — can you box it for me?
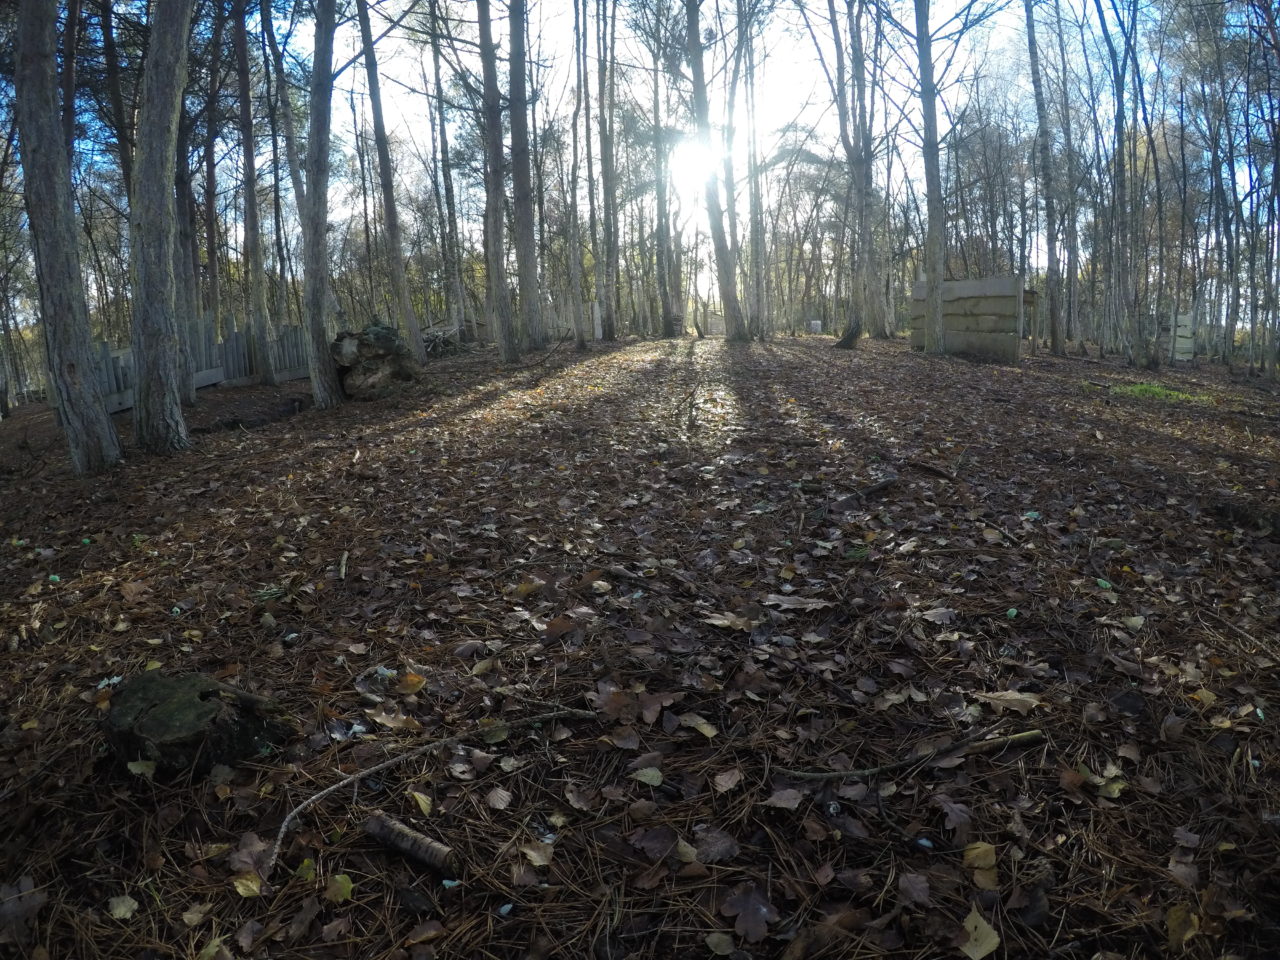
[2,338,1278,959]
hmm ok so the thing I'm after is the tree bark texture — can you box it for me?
[1024,0,1064,355]
[234,0,279,384]
[300,0,345,408]
[509,0,544,348]
[130,0,195,454]
[914,0,946,355]
[477,0,519,362]
[15,0,122,474]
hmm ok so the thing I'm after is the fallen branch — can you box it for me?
[364,811,457,872]
[777,728,1044,782]
[903,459,959,482]
[262,707,595,878]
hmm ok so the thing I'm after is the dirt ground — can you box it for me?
[1,338,1277,959]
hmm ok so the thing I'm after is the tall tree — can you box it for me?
[685,0,749,341]
[1023,0,1064,355]
[509,0,544,348]
[14,0,121,474]
[477,0,519,362]
[356,0,427,361]
[299,0,345,408]
[233,0,279,384]
[130,0,195,454]
[597,0,620,340]
[914,0,945,354]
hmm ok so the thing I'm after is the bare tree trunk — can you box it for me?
[356,0,427,361]
[98,0,133,196]
[174,115,200,405]
[597,0,620,340]
[300,0,345,408]
[914,0,945,354]
[652,44,676,338]
[61,0,82,155]
[1024,0,1063,355]
[233,0,279,385]
[570,0,589,350]
[477,0,519,362]
[15,0,122,473]
[685,0,748,342]
[506,0,544,349]
[204,0,226,335]
[130,0,195,454]
[429,0,468,339]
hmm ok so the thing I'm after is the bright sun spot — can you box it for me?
[669,138,721,206]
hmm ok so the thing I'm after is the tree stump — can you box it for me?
[331,322,422,400]
[105,672,291,776]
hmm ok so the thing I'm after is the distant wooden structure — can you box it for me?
[73,316,311,415]
[1174,314,1195,361]
[908,276,1033,363]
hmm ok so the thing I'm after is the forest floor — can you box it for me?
[1,337,1278,960]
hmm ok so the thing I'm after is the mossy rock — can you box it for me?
[106,672,291,776]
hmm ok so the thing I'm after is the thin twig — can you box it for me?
[903,459,960,482]
[1201,610,1280,662]
[777,728,1043,782]
[262,707,595,878]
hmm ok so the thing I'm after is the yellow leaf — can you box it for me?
[231,873,261,898]
[973,867,1000,890]
[959,908,1001,959]
[679,712,718,739]
[631,767,663,786]
[411,791,434,817]
[126,760,157,781]
[294,858,316,881]
[963,842,997,870]
[394,672,426,694]
[324,874,354,903]
[520,842,555,867]
[1166,903,1199,950]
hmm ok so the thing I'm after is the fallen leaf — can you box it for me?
[107,895,139,920]
[631,767,663,786]
[898,873,930,906]
[693,825,740,863]
[486,786,513,810]
[521,842,555,867]
[679,712,718,738]
[761,788,804,809]
[922,606,957,624]
[1166,903,1199,950]
[231,873,261,898]
[410,791,434,817]
[963,842,997,870]
[973,690,1042,715]
[630,825,678,862]
[394,672,426,694]
[720,882,779,944]
[959,908,1000,959]
[324,874,354,904]
[705,931,735,955]
[713,768,743,793]
[320,915,351,942]
[126,760,156,781]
